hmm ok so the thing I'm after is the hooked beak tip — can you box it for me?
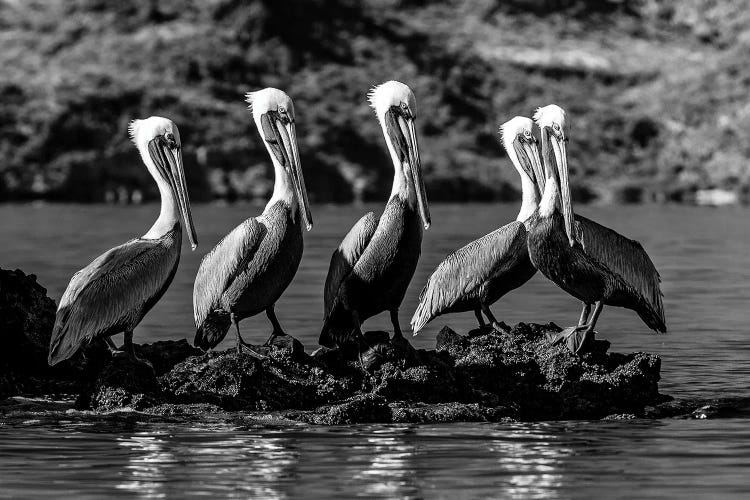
[191,242,198,251]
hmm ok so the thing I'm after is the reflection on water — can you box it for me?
[2,203,750,498]
[118,433,173,498]
[352,429,419,499]
[2,419,750,498]
[489,427,570,499]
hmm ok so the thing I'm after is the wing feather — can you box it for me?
[411,221,527,333]
[323,212,379,317]
[575,214,665,328]
[49,233,179,364]
[193,218,263,329]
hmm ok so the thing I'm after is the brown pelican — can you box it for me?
[320,81,430,350]
[193,88,312,354]
[411,117,543,334]
[527,104,666,353]
[48,117,198,365]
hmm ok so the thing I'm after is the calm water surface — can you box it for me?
[1,202,749,498]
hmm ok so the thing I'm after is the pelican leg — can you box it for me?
[352,310,372,374]
[232,313,265,359]
[481,304,510,333]
[390,309,404,340]
[578,303,592,326]
[263,305,287,346]
[122,330,144,362]
[474,307,487,328]
[104,336,120,355]
[547,301,603,354]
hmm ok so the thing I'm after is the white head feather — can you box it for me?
[128,116,180,149]
[367,80,417,121]
[533,104,567,131]
[500,116,534,152]
[245,88,295,126]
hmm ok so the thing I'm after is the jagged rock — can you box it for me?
[390,402,518,423]
[297,394,392,425]
[137,340,204,376]
[161,338,357,411]
[0,268,56,397]
[80,356,160,411]
[0,269,674,422]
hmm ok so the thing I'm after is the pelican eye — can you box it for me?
[164,132,177,149]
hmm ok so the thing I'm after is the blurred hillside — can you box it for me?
[1,0,748,204]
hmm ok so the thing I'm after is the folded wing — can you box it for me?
[411,221,527,333]
[575,214,665,330]
[323,211,379,318]
[49,235,178,365]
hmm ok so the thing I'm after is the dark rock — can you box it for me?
[137,340,204,376]
[298,394,392,425]
[161,347,356,412]
[390,402,518,423]
[0,268,56,396]
[80,356,161,412]
[0,270,678,423]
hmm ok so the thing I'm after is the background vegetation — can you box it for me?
[1,0,748,204]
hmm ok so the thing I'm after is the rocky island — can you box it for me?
[2,267,746,424]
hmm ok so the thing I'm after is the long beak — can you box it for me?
[549,135,575,247]
[163,144,198,250]
[276,120,313,231]
[398,116,431,229]
[523,141,545,196]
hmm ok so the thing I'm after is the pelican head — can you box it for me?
[246,88,313,231]
[534,104,574,247]
[368,80,430,229]
[500,116,543,192]
[130,116,198,250]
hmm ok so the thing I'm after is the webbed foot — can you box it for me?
[236,340,267,360]
[263,330,287,347]
[491,321,511,334]
[546,326,596,354]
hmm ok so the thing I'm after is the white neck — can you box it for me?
[140,144,180,239]
[538,134,560,218]
[381,117,416,206]
[517,174,539,221]
[264,154,297,216]
[505,139,540,222]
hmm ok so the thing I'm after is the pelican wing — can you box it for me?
[575,214,665,327]
[323,211,379,317]
[411,221,527,333]
[49,233,179,364]
[193,218,263,329]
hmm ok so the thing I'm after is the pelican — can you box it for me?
[193,88,312,354]
[410,117,543,334]
[320,81,430,350]
[48,117,198,365]
[527,104,666,353]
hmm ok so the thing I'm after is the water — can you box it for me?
[1,202,749,498]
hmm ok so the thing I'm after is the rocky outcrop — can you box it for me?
[69,322,666,422]
[0,268,670,423]
[0,268,56,397]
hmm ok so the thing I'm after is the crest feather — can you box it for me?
[244,91,258,112]
[532,107,544,123]
[128,119,142,145]
[367,84,381,110]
